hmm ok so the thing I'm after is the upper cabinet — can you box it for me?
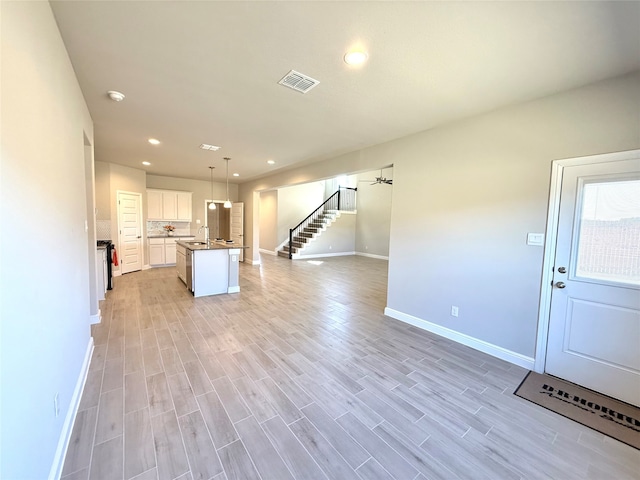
[147,189,192,221]
[176,192,192,221]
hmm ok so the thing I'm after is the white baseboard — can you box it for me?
[49,336,94,480]
[259,248,277,256]
[142,264,151,270]
[113,270,121,277]
[227,286,241,293]
[355,252,389,260]
[89,309,101,325]
[297,251,356,260]
[244,257,261,265]
[383,307,535,370]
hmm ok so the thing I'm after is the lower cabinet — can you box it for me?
[176,244,187,284]
[97,247,107,300]
[149,237,193,266]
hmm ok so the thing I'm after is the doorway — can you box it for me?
[206,201,244,262]
[117,191,143,274]
[536,150,640,406]
[206,202,231,239]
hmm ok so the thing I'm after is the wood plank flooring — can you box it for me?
[61,255,639,480]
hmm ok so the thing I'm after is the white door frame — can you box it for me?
[534,149,640,373]
[116,190,143,273]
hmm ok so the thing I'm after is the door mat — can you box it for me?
[514,371,640,450]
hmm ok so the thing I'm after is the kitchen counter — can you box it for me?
[148,234,194,239]
[176,240,247,251]
[176,241,247,297]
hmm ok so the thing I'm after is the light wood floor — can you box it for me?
[62,255,639,480]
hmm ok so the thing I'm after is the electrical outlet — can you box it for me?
[451,306,459,317]
[54,393,60,417]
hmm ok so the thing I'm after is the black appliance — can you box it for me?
[97,240,113,290]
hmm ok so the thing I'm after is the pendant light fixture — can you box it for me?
[208,166,216,210]
[223,157,232,208]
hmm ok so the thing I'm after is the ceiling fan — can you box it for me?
[359,169,393,185]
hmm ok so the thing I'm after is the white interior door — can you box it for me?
[118,191,143,274]
[546,157,640,406]
[231,202,244,262]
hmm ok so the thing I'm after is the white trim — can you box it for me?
[244,257,261,266]
[113,270,122,277]
[227,286,241,293]
[89,309,101,325]
[49,337,94,480]
[142,264,152,270]
[384,307,535,370]
[534,149,640,374]
[259,248,277,256]
[297,251,356,260]
[355,252,389,261]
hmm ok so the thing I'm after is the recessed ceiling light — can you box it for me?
[148,138,160,145]
[344,51,368,65]
[107,90,125,102]
[200,144,221,151]
[267,160,276,165]
[233,173,240,177]
[142,161,151,166]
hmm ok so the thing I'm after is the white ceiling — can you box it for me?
[50,1,640,183]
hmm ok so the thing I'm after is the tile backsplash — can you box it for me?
[147,221,191,236]
[96,220,111,240]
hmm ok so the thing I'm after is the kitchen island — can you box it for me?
[176,240,247,297]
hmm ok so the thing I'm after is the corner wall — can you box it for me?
[1,2,95,478]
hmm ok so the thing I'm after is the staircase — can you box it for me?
[277,211,339,258]
[279,187,356,259]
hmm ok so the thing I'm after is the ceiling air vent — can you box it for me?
[278,70,320,94]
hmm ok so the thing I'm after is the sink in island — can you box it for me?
[176,240,247,297]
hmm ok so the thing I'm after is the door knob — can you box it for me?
[555,281,566,289]
[557,266,566,274]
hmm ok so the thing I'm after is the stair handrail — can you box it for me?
[288,186,357,259]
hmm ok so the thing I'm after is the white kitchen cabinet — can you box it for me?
[149,238,165,265]
[147,189,192,221]
[176,192,192,221]
[176,243,187,284]
[165,237,177,264]
[162,192,177,220]
[147,190,163,219]
[97,247,107,300]
[149,236,193,267]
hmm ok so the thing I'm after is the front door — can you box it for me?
[546,155,640,406]
[231,202,244,262]
[118,191,143,274]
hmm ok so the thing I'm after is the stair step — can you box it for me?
[303,227,319,234]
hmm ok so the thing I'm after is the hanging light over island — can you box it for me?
[208,166,216,210]
[223,157,232,208]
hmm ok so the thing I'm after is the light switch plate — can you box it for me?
[527,233,544,246]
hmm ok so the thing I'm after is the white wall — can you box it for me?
[259,190,278,251]
[277,181,325,245]
[355,167,393,257]
[240,71,640,361]
[94,161,111,220]
[0,2,95,478]
[387,72,640,359]
[299,213,357,257]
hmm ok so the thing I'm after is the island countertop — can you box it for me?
[176,240,248,251]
